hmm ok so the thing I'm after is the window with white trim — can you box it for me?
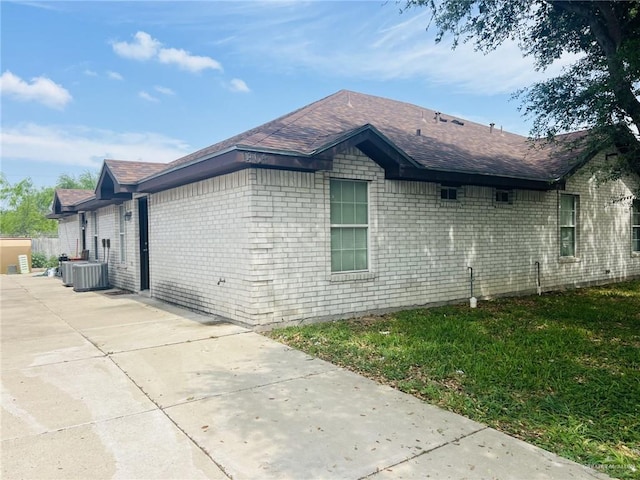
[632,199,640,253]
[119,205,126,263]
[330,179,368,272]
[92,212,99,260]
[560,194,577,257]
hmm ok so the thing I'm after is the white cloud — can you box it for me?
[107,70,123,80]
[112,31,222,74]
[228,78,250,93]
[83,69,98,77]
[111,31,160,60]
[215,4,579,96]
[154,85,175,95]
[138,91,159,102]
[0,71,72,109]
[0,123,190,167]
[157,47,222,73]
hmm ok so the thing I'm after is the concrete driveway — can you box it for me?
[1,274,610,479]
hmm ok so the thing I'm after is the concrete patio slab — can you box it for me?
[0,276,24,290]
[367,427,611,480]
[1,357,154,441]
[0,319,77,342]
[1,410,228,480]
[0,302,53,323]
[112,332,335,407]
[81,317,246,353]
[1,274,614,480]
[49,302,183,330]
[165,368,485,480]
[1,331,101,370]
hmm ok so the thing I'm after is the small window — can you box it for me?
[440,186,458,201]
[119,205,126,263]
[495,189,512,204]
[330,179,368,272]
[632,199,640,253]
[560,194,577,257]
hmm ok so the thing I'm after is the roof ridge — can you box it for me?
[105,158,167,166]
[242,90,350,148]
[56,188,93,193]
[345,90,529,139]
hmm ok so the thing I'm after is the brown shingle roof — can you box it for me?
[55,189,95,207]
[165,90,584,182]
[104,159,167,184]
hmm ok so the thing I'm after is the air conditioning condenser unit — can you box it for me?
[61,261,88,287]
[72,262,110,292]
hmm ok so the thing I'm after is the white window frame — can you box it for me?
[79,212,86,253]
[559,194,578,258]
[330,179,369,273]
[632,199,640,254]
[92,212,99,260]
[119,205,126,263]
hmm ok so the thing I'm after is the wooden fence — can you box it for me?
[31,237,61,258]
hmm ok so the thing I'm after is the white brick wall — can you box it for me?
[61,148,639,327]
[243,147,639,327]
[148,170,254,322]
[68,202,139,292]
[57,216,81,257]
[109,202,138,291]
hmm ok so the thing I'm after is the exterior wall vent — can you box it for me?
[72,263,110,292]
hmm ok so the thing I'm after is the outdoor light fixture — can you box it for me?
[124,211,133,220]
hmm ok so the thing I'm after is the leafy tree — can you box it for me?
[405,0,640,177]
[0,174,57,236]
[56,170,98,190]
[0,170,97,237]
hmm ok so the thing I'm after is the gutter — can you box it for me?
[137,148,331,194]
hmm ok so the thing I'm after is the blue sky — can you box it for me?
[1,1,575,189]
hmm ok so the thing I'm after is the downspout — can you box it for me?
[535,261,542,295]
[468,266,477,308]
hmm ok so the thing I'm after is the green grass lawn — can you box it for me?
[268,280,640,479]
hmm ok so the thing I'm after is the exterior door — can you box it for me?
[138,197,150,290]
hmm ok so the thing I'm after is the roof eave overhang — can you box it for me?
[47,205,82,219]
[99,124,570,195]
[137,149,332,193]
[47,192,115,218]
[47,195,80,219]
[75,197,117,211]
[46,212,74,219]
[314,126,559,190]
[395,166,562,191]
[313,124,420,172]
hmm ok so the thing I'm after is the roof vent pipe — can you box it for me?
[489,122,495,133]
[435,112,441,123]
[416,128,421,136]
